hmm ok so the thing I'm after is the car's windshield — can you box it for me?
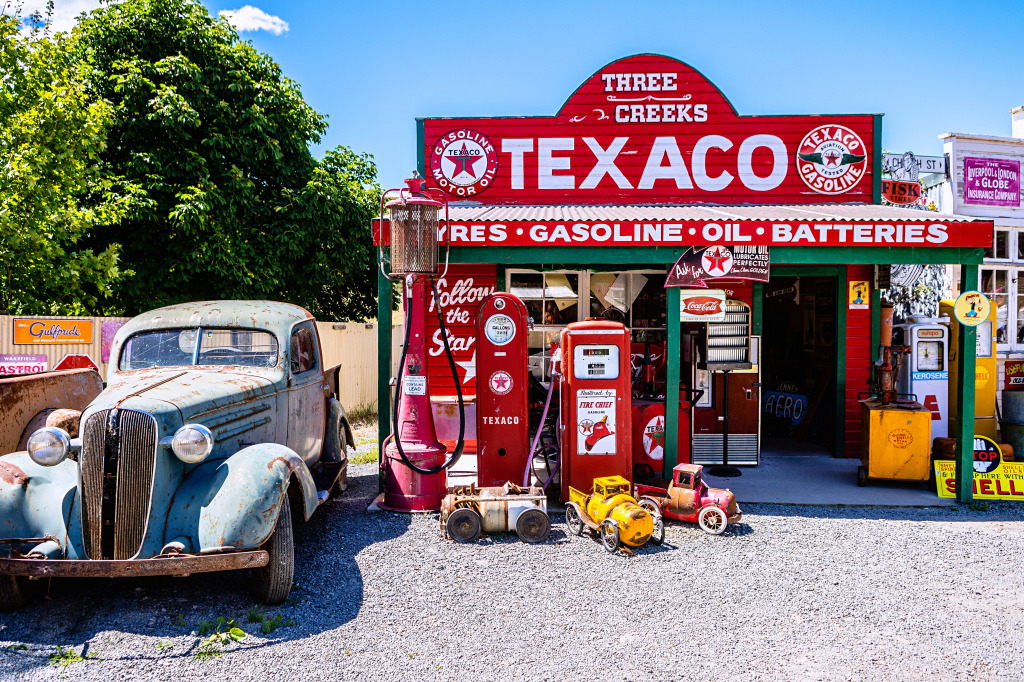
[119,328,279,370]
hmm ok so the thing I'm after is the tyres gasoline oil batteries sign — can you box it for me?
[576,388,616,455]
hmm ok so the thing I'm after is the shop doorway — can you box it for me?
[761,275,839,455]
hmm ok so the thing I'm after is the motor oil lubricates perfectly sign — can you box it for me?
[934,437,1024,499]
[577,388,617,455]
[13,319,93,344]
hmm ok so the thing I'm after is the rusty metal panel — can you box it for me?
[0,550,268,578]
[0,369,102,455]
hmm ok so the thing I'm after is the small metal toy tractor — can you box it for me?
[440,482,550,544]
[634,463,742,535]
[565,476,663,553]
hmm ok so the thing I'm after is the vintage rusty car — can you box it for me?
[634,464,742,535]
[0,301,354,610]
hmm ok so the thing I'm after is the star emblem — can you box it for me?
[456,351,476,385]
[446,143,480,178]
[704,248,731,276]
[824,151,841,166]
[493,375,508,390]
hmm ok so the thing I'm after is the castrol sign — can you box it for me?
[679,290,726,322]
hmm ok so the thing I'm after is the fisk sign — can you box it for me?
[421,54,877,205]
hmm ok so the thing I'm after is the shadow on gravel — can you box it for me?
[743,500,1024,523]
[0,464,408,675]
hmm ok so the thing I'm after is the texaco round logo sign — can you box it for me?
[701,246,733,277]
[430,129,499,198]
[796,124,868,195]
[488,370,513,395]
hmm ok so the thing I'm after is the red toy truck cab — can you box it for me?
[634,463,742,535]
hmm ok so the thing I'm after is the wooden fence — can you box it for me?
[0,315,397,414]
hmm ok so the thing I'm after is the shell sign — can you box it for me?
[13,319,93,345]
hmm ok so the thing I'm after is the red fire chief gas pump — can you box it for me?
[559,320,632,501]
[475,293,530,486]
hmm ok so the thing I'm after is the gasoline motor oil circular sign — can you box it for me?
[797,124,867,195]
[430,129,499,197]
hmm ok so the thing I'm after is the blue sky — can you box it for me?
[45,0,1024,187]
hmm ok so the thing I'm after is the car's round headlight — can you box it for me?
[27,427,71,466]
[171,424,214,464]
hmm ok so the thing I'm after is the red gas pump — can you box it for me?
[559,320,632,501]
[475,293,530,486]
[379,176,465,512]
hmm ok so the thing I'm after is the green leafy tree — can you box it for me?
[0,12,141,315]
[72,0,379,320]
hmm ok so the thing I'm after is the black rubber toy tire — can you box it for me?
[0,575,43,612]
[446,508,483,543]
[251,497,294,605]
[857,465,868,487]
[516,509,551,544]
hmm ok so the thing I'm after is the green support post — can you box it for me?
[377,259,392,493]
[664,286,681,476]
[955,264,978,503]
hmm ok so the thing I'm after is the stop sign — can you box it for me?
[53,354,100,372]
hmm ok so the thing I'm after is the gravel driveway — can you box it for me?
[2,459,1024,681]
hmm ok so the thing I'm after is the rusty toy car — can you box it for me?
[565,476,664,553]
[0,301,355,610]
[634,463,742,535]
[440,482,550,544]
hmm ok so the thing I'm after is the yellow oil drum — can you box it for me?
[859,399,932,484]
[940,299,997,440]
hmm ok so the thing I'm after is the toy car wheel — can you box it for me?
[516,509,550,544]
[697,506,728,535]
[600,520,620,553]
[649,514,665,546]
[251,496,294,605]
[0,575,44,612]
[565,505,585,537]
[638,498,660,517]
[857,465,868,487]
[446,508,482,543]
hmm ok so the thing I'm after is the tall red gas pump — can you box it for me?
[379,176,465,512]
[475,293,530,487]
[559,320,632,501]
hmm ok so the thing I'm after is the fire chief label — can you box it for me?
[430,129,499,197]
[797,124,867,195]
[576,388,616,455]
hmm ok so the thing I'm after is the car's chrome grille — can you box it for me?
[80,409,158,560]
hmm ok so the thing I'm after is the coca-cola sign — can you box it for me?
[679,289,727,322]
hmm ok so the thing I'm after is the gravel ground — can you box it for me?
[2,434,1024,681]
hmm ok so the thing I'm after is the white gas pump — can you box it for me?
[895,321,949,439]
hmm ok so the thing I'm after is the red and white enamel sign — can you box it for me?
[679,289,727,322]
[420,54,877,204]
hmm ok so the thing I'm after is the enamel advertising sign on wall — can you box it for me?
[420,54,876,204]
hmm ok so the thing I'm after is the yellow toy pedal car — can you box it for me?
[565,476,664,553]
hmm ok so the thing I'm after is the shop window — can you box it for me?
[980,267,1009,345]
[509,271,581,383]
[985,228,1010,260]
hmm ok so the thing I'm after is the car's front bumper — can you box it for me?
[0,550,268,578]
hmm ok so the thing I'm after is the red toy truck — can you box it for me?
[634,464,742,535]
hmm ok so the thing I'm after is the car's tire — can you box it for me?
[251,497,294,605]
[0,575,43,612]
[857,465,868,488]
[565,504,585,537]
[515,508,550,544]
[600,520,620,553]
[649,514,665,546]
[697,506,728,535]
[446,508,482,543]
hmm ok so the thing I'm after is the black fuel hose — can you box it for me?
[390,277,465,475]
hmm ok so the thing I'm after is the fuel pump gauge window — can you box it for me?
[573,344,620,380]
[916,341,943,371]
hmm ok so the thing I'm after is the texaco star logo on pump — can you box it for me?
[489,370,513,395]
[797,124,867,195]
[430,129,499,197]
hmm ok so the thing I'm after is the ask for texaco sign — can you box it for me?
[421,54,876,205]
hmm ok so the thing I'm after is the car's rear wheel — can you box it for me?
[0,575,43,612]
[446,508,483,543]
[697,505,728,535]
[515,508,550,544]
[251,497,294,605]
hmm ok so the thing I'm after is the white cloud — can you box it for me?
[14,0,104,33]
[218,5,288,35]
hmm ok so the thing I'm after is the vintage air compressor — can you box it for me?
[559,320,633,502]
[895,321,949,439]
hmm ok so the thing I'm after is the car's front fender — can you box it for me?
[164,444,318,554]
[0,452,77,556]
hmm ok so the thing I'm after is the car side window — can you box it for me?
[290,326,317,374]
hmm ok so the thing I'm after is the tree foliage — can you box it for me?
[71,0,378,319]
[0,13,141,315]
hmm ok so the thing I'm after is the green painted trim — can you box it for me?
[955,264,978,503]
[873,115,883,204]
[835,267,848,457]
[664,286,681,472]
[416,119,426,179]
[377,259,392,494]
[496,265,506,292]
[771,265,843,277]
[447,246,984,267]
[751,281,763,336]
[870,287,881,361]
